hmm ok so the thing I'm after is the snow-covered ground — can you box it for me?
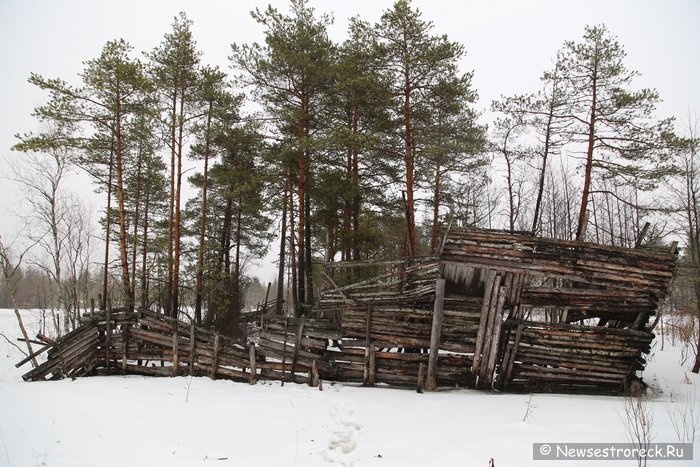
[1,308,698,467]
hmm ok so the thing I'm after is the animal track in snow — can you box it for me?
[322,402,362,466]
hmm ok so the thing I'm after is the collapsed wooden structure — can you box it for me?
[18,229,677,395]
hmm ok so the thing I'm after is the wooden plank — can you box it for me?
[189,321,196,376]
[471,269,497,374]
[426,278,446,391]
[210,333,220,380]
[290,315,307,380]
[485,286,507,385]
[249,344,257,385]
[368,346,376,387]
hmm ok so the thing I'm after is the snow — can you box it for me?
[1,308,698,466]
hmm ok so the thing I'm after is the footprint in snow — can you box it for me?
[322,402,362,466]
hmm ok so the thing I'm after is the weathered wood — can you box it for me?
[426,278,445,391]
[249,344,257,384]
[122,324,129,374]
[417,362,426,393]
[290,315,307,380]
[280,316,289,385]
[210,333,220,380]
[189,321,196,375]
[105,301,112,369]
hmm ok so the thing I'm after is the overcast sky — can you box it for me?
[0,0,698,280]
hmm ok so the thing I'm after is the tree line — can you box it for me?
[4,1,698,356]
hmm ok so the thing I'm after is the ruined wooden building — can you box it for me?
[19,229,677,395]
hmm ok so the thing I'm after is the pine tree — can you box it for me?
[370,0,466,255]
[231,0,334,315]
[558,25,676,241]
[147,11,201,317]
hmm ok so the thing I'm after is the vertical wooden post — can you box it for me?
[484,287,507,386]
[122,323,129,374]
[172,320,179,376]
[368,346,376,387]
[363,306,373,386]
[105,299,112,370]
[309,359,318,387]
[189,321,196,376]
[249,344,257,385]
[472,270,496,375]
[417,362,426,393]
[210,333,220,380]
[291,315,307,381]
[281,316,289,386]
[501,324,523,390]
[426,278,446,391]
[90,298,95,319]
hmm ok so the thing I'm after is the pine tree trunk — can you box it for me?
[166,89,177,316]
[351,103,361,262]
[130,144,143,304]
[404,85,417,256]
[101,146,114,310]
[430,160,441,253]
[288,176,298,315]
[172,85,186,319]
[505,152,515,232]
[276,183,287,315]
[576,72,597,242]
[141,188,150,309]
[195,103,213,325]
[532,110,554,234]
[114,94,133,310]
[304,189,313,308]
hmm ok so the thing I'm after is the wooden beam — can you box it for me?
[634,222,651,248]
[426,278,446,391]
[210,333,220,380]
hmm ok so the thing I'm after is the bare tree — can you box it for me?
[667,112,700,372]
[0,235,39,367]
[7,148,71,333]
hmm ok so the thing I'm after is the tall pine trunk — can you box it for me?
[101,145,114,310]
[576,72,597,241]
[114,92,133,310]
[141,188,150,309]
[130,144,143,304]
[165,88,177,315]
[195,104,213,325]
[430,159,441,253]
[276,182,287,315]
[172,85,187,319]
[403,83,417,256]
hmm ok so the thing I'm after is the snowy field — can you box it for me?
[1,308,698,467]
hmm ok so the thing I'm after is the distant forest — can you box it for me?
[1,0,698,340]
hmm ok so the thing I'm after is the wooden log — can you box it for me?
[417,362,426,393]
[281,316,289,385]
[189,321,196,376]
[122,324,130,374]
[368,346,376,387]
[172,320,180,377]
[484,286,507,386]
[249,344,257,385]
[426,278,445,391]
[105,300,112,369]
[472,270,497,374]
[210,333,220,380]
[15,344,51,368]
